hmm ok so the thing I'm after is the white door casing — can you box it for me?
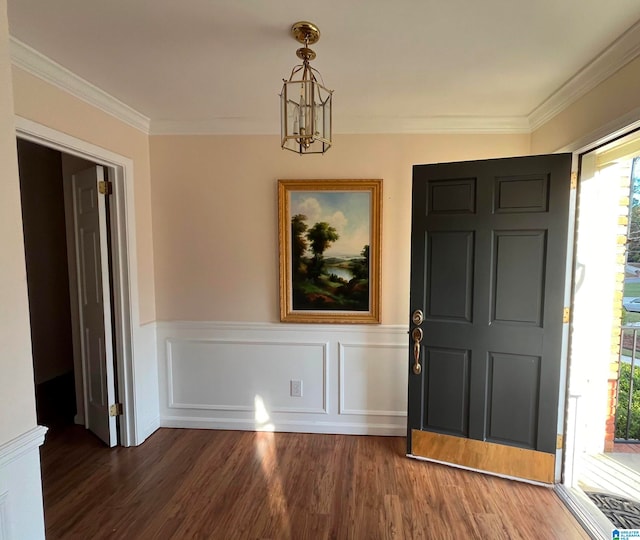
[72,165,117,447]
[16,115,161,448]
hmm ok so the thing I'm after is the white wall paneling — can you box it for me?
[158,322,408,436]
[134,322,160,443]
[339,343,407,416]
[167,339,328,414]
[0,426,47,540]
[0,490,8,540]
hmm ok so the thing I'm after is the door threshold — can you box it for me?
[554,484,612,540]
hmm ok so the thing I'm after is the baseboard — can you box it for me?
[160,415,406,436]
[137,416,161,444]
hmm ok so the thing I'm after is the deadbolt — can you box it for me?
[412,309,424,326]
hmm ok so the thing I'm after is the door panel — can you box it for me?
[494,174,549,213]
[425,346,470,436]
[486,352,540,447]
[492,230,546,324]
[72,166,117,447]
[428,178,477,214]
[427,231,474,321]
[407,154,571,483]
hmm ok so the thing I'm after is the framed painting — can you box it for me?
[278,179,382,323]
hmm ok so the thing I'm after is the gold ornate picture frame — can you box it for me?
[278,179,382,323]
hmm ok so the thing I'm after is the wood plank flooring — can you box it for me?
[40,426,589,539]
[613,442,640,453]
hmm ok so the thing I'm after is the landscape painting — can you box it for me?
[278,179,382,323]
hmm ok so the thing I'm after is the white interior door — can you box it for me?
[71,165,117,447]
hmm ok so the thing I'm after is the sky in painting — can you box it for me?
[290,191,371,258]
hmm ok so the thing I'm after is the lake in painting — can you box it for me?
[290,190,371,311]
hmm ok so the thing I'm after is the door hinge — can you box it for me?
[563,307,570,324]
[556,434,564,449]
[570,172,578,190]
[109,403,123,417]
[99,180,112,196]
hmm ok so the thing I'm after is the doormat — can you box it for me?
[586,491,640,530]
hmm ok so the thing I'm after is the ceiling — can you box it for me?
[7,0,640,135]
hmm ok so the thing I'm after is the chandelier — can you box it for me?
[280,21,333,155]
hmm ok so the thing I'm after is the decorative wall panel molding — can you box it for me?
[160,415,405,436]
[166,338,328,414]
[0,491,8,540]
[157,322,408,436]
[338,342,407,416]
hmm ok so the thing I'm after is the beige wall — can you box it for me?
[11,68,156,323]
[532,55,640,153]
[0,0,37,443]
[150,133,530,324]
[3,12,640,448]
[10,41,640,329]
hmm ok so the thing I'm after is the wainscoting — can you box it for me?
[0,426,47,539]
[157,322,409,435]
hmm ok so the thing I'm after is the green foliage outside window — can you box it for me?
[618,157,640,439]
[615,362,640,440]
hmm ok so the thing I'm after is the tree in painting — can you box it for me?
[306,222,339,280]
[350,245,369,280]
[291,214,309,280]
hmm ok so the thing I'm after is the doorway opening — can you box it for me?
[618,157,640,448]
[14,116,142,448]
[17,138,120,446]
[563,131,640,533]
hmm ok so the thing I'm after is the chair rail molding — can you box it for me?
[0,426,48,540]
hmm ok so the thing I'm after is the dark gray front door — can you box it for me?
[407,154,571,483]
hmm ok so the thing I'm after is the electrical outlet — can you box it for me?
[290,379,303,397]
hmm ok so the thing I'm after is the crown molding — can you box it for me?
[11,20,640,137]
[556,105,640,153]
[528,19,640,132]
[149,118,278,136]
[150,115,531,136]
[9,37,150,134]
[337,115,531,135]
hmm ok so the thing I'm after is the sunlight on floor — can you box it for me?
[579,452,640,502]
[254,395,275,432]
[254,395,292,539]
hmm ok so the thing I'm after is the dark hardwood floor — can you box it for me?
[40,426,589,539]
